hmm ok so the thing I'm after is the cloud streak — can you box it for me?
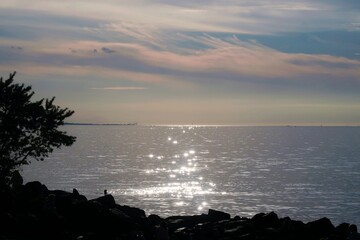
[1,1,359,34]
[1,34,360,85]
[90,87,147,90]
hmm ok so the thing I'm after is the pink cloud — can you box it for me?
[90,87,147,90]
[102,36,360,79]
[2,35,360,85]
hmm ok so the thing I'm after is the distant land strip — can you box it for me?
[65,122,138,126]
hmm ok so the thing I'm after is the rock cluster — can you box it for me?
[0,181,354,240]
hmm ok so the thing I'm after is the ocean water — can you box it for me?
[22,126,360,226]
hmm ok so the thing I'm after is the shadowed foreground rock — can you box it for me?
[0,181,354,240]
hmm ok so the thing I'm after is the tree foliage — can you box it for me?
[0,72,76,187]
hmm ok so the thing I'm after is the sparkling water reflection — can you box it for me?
[115,127,224,212]
[22,126,360,226]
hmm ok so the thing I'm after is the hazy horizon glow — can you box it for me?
[1,1,360,125]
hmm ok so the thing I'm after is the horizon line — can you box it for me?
[65,122,360,127]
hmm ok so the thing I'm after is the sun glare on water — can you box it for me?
[112,127,226,213]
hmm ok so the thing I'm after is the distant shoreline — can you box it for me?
[65,122,138,126]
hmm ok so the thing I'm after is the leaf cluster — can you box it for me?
[0,72,76,186]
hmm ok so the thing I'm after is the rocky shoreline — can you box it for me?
[0,181,354,240]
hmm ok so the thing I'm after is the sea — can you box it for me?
[22,125,360,226]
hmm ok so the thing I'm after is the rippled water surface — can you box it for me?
[23,126,360,225]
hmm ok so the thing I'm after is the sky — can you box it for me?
[1,1,360,125]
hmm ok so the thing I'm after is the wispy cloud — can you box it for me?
[90,87,147,90]
[1,34,359,82]
[1,1,359,34]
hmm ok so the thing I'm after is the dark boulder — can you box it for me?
[224,225,246,237]
[306,217,335,240]
[252,211,280,229]
[173,226,193,239]
[90,194,116,208]
[115,204,146,220]
[166,214,209,232]
[279,217,306,239]
[114,205,154,238]
[68,200,104,234]
[49,190,86,218]
[148,214,163,225]
[193,221,223,240]
[208,209,231,222]
[18,181,49,214]
[328,222,350,240]
[24,181,48,196]
[223,219,252,238]
[73,188,80,196]
[99,207,134,236]
[108,207,133,223]
[223,218,249,230]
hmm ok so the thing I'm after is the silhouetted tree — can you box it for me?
[0,72,76,187]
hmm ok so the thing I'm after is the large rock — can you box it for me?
[306,217,335,239]
[208,209,231,222]
[50,190,87,218]
[279,217,306,240]
[100,207,135,236]
[251,211,280,228]
[331,223,350,240]
[24,181,49,197]
[223,219,252,238]
[90,194,116,208]
[68,200,104,234]
[115,204,146,220]
[17,181,49,214]
[166,214,209,232]
[148,214,163,225]
[194,221,224,239]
